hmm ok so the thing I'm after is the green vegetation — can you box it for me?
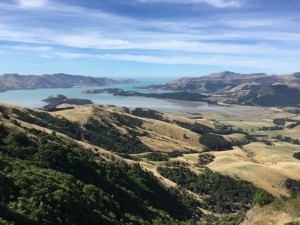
[84,117,150,153]
[236,85,300,107]
[83,88,211,102]
[252,190,274,206]
[146,152,169,161]
[258,126,283,131]
[200,134,233,151]
[214,124,247,135]
[131,108,164,121]
[198,153,215,166]
[11,108,150,154]
[157,167,273,214]
[174,121,213,135]
[271,117,300,129]
[168,150,184,158]
[0,125,198,225]
[285,179,300,196]
[42,94,92,110]
[12,108,82,139]
[273,135,300,145]
[165,161,189,167]
[293,152,300,160]
[273,118,286,126]
[287,121,300,129]
[145,151,184,161]
[284,222,300,225]
[203,213,246,225]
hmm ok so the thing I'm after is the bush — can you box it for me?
[293,152,300,160]
[253,190,274,206]
[198,153,215,166]
[200,134,233,151]
[146,152,169,161]
[273,119,286,126]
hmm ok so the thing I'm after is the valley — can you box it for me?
[1,97,300,224]
[2,0,299,223]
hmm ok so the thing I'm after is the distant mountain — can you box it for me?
[230,84,300,107]
[0,73,138,92]
[141,71,300,94]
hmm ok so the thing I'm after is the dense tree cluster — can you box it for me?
[198,153,215,166]
[273,118,286,126]
[157,167,273,214]
[11,108,150,154]
[84,118,150,153]
[285,179,300,196]
[174,121,213,135]
[273,135,300,145]
[131,108,164,121]
[199,134,233,151]
[0,125,199,225]
[258,126,284,131]
[145,151,186,162]
[146,152,169,161]
[293,152,300,160]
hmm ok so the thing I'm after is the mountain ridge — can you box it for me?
[0,73,138,92]
[141,71,300,94]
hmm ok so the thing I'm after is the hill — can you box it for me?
[0,73,138,92]
[229,85,300,107]
[0,102,300,224]
[140,71,300,94]
[0,104,201,225]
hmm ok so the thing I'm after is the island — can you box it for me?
[42,94,93,110]
[82,88,211,102]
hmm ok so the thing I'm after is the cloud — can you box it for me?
[40,51,299,72]
[136,0,242,8]
[12,45,52,51]
[39,54,54,59]
[17,0,48,8]
[1,0,299,73]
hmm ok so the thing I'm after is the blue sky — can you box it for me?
[0,0,299,78]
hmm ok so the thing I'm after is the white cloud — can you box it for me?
[12,45,52,51]
[17,0,48,8]
[136,0,242,8]
[39,54,54,59]
[43,52,299,72]
[54,52,92,59]
[0,0,299,73]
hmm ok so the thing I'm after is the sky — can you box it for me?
[0,0,299,78]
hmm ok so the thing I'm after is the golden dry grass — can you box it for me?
[242,205,295,225]
[208,142,300,197]
[141,119,203,151]
[50,105,95,123]
[223,133,248,143]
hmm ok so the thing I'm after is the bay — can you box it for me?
[0,77,224,111]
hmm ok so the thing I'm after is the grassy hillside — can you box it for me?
[233,85,300,107]
[1,103,300,224]
[0,117,198,224]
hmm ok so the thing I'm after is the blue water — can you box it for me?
[0,77,224,111]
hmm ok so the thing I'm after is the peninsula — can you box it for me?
[82,88,211,102]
